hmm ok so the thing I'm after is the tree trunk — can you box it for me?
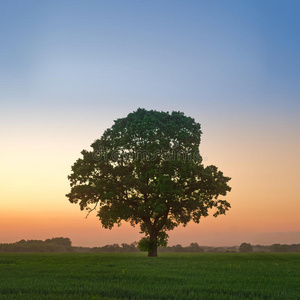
[148,243,158,257]
[148,234,158,257]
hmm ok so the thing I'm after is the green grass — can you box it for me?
[0,253,299,299]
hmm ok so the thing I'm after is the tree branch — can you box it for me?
[154,206,170,232]
[85,202,99,218]
[141,216,152,231]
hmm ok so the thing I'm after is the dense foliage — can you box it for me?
[66,109,231,256]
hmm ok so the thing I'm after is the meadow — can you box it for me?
[0,253,299,299]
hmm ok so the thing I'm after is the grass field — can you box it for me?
[0,253,299,299]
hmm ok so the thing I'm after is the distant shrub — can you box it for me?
[138,238,152,252]
[239,243,253,253]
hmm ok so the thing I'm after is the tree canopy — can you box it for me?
[66,108,231,256]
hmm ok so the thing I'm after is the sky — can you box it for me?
[1,0,299,247]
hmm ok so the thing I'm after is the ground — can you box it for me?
[0,252,299,299]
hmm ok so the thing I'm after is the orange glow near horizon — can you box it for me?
[1,117,300,246]
[1,131,299,247]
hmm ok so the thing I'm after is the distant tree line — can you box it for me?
[74,242,139,253]
[158,243,205,253]
[74,243,205,253]
[0,238,72,252]
[1,238,300,253]
[239,243,300,253]
[269,243,300,253]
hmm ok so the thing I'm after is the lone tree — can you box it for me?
[66,108,231,257]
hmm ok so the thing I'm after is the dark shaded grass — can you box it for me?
[0,253,299,299]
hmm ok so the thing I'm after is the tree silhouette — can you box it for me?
[66,109,231,257]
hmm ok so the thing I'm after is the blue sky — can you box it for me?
[1,0,299,112]
[1,0,299,246]
[1,0,299,153]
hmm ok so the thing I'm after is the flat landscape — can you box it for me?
[0,253,299,299]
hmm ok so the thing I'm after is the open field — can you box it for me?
[0,253,299,299]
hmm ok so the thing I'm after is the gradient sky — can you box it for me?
[1,0,299,247]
